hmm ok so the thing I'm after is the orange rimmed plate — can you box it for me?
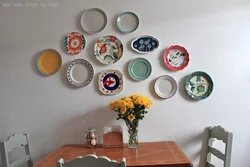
[37,49,62,76]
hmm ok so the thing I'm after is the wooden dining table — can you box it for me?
[34,141,193,167]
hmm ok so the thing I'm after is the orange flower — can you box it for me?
[110,36,117,42]
[68,34,83,54]
[117,48,122,57]
[120,107,127,114]
[127,114,135,121]
[100,46,107,53]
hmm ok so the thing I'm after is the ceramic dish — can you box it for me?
[37,49,62,76]
[81,8,107,34]
[99,70,123,95]
[66,59,94,88]
[164,45,190,71]
[64,32,85,55]
[128,57,152,81]
[117,12,139,33]
[131,36,159,53]
[185,71,213,100]
[94,35,123,65]
[154,75,177,99]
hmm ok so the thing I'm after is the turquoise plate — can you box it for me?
[117,12,139,33]
[185,71,213,100]
[128,58,152,81]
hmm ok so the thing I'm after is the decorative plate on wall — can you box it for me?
[99,70,123,95]
[94,35,123,65]
[37,49,62,76]
[185,71,213,100]
[64,32,86,55]
[131,36,159,53]
[81,8,107,34]
[117,12,139,33]
[67,59,94,88]
[128,57,152,81]
[164,45,189,71]
[154,75,177,99]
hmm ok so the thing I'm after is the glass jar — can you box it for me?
[85,128,97,148]
[126,120,139,148]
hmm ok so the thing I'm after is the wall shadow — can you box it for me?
[94,72,102,95]
[75,11,85,33]
[123,60,136,82]
[85,36,106,68]
[60,34,69,55]
[112,13,124,35]
[59,61,77,89]
[176,130,206,167]
[32,50,45,77]
[148,77,164,100]
[198,127,209,167]
[159,48,172,72]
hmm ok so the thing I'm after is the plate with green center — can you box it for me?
[128,57,152,81]
[185,71,213,100]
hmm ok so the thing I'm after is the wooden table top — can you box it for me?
[34,141,193,167]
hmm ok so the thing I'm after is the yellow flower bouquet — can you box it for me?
[109,94,152,148]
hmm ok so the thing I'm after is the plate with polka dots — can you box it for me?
[66,59,94,88]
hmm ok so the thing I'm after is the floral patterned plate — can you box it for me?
[131,36,159,53]
[164,45,189,71]
[66,59,94,88]
[185,71,213,100]
[94,35,123,65]
[99,70,123,95]
[64,32,85,55]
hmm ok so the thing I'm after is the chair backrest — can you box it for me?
[206,126,233,167]
[0,133,33,167]
[57,154,126,167]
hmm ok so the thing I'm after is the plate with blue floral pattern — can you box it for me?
[131,36,159,53]
[185,71,213,100]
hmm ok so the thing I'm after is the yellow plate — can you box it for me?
[37,49,62,75]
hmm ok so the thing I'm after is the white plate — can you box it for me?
[154,75,177,99]
[67,59,94,88]
[80,8,107,34]
[117,12,139,33]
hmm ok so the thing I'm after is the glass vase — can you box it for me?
[126,120,139,148]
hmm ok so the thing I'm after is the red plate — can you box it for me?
[163,45,189,71]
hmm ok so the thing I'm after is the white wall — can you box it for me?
[1,0,250,166]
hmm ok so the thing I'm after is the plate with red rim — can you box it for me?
[163,45,189,71]
[99,70,123,95]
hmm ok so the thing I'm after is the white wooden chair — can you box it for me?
[57,154,126,167]
[206,126,233,167]
[0,133,33,167]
